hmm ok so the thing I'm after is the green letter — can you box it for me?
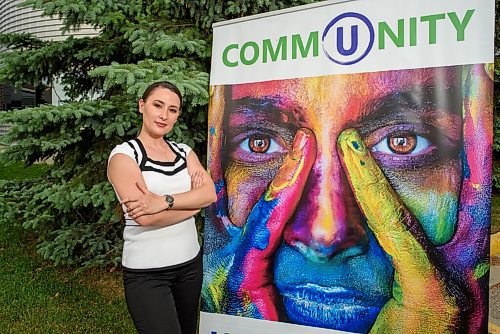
[421,13,446,44]
[263,36,287,63]
[240,41,259,65]
[291,31,319,59]
[378,19,405,49]
[222,44,238,67]
[409,17,417,46]
[448,9,474,41]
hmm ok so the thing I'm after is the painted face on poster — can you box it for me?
[202,64,493,333]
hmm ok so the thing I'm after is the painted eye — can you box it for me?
[372,133,430,155]
[239,135,281,154]
[249,136,269,153]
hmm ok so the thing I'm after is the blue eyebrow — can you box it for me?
[231,97,283,110]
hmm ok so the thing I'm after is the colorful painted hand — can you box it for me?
[203,127,316,318]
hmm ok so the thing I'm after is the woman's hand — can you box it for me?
[203,128,317,320]
[191,171,203,190]
[121,183,167,219]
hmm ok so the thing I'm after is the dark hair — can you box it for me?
[142,81,183,111]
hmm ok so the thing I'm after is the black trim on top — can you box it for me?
[134,138,149,170]
[141,163,187,175]
[126,140,139,164]
[169,141,188,159]
[134,138,187,175]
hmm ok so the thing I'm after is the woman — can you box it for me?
[108,81,216,334]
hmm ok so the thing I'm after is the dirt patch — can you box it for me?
[71,268,124,301]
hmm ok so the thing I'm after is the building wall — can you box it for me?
[0,0,99,111]
[0,0,98,41]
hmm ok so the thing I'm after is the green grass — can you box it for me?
[0,162,135,333]
[0,162,50,180]
[0,222,135,333]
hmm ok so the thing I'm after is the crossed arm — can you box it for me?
[108,150,216,227]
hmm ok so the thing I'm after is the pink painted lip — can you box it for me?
[155,121,167,127]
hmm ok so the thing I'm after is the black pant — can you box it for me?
[123,253,202,334]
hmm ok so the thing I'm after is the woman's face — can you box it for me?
[139,87,181,138]
[221,67,463,332]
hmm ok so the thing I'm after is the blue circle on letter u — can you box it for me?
[322,12,374,65]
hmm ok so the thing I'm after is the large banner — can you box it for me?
[201,1,494,333]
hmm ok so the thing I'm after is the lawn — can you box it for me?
[0,162,50,180]
[0,163,135,333]
[0,223,135,333]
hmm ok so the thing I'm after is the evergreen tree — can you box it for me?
[0,0,319,268]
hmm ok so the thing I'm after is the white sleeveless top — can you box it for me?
[108,138,200,270]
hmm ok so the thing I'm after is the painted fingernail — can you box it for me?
[340,129,367,154]
[350,139,367,153]
[266,129,313,199]
[290,128,313,161]
[292,129,309,151]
